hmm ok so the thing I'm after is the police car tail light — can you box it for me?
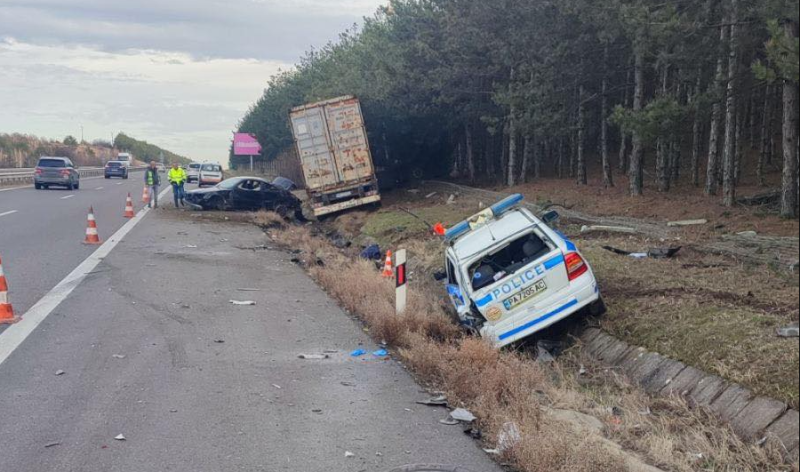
[565,252,588,281]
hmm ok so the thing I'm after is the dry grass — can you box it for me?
[263,221,798,472]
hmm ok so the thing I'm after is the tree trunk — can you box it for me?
[601,46,614,188]
[537,141,545,180]
[656,62,671,192]
[629,40,646,196]
[758,84,771,186]
[521,134,533,183]
[619,68,633,173]
[577,84,587,185]
[706,18,729,196]
[781,24,800,218]
[507,127,517,187]
[722,1,739,208]
[734,109,744,184]
[465,123,476,183]
[557,138,565,179]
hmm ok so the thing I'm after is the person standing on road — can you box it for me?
[144,161,161,209]
[168,163,188,208]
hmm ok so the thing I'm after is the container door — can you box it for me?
[291,107,339,190]
[324,98,374,185]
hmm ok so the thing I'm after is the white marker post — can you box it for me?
[395,249,408,315]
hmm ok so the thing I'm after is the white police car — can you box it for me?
[443,194,604,348]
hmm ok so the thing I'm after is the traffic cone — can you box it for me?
[0,256,19,325]
[381,251,394,279]
[142,186,150,204]
[124,193,135,218]
[83,207,102,245]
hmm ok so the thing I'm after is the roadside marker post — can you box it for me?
[395,249,408,315]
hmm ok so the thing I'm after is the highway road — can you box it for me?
[0,179,500,471]
[0,173,180,333]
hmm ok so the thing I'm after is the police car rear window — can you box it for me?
[470,233,551,291]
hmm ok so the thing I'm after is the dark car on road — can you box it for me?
[185,177,303,217]
[34,157,80,190]
[104,161,129,179]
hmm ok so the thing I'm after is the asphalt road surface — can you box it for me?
[0,203,502,472]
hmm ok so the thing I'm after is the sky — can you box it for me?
[0,0,386,163]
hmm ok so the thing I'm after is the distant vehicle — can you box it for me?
[198,163,223,187]
[290,95,380,217]
[186,163,201,183]
[442,194,604,349]
[34,157,80,190]
[156,163,166,173]
[184,177,302,217]
[104,161,129,179]
[116,153,132,167]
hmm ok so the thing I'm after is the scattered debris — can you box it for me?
[581,225,637,234]
[55,370,65,376]
[237,288,261,292]
[184,245,198,249]
[112,354,126,359]
[114,434,126,441]
[602,246,682,259]
[214,340,225,344]
[446,194,456,205]
[360,244,382,261]
[417,395,449,407]
[439,416,460,426]
[425,192,438,199]
[345,451,356,458]
[44,442,61,448]
[484,422,521,455]
[372,349,389,358]
[350,349,367,357]
[777,323,799,338]
[298,354,330,360]
[229,300,257,306]
[272,384,282,389]
[667,219,708,227]
[449,408,477,423]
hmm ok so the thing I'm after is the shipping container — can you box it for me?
[290,96,380,217]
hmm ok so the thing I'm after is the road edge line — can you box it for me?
[0,187,171,367]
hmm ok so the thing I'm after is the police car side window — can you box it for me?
[447,259,458,285]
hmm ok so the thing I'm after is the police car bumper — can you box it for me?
[481,274,600,348]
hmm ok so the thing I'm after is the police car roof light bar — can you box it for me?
[445,194,525,242]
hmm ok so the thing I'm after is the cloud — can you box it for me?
[0,1,386,163]
[0,0,387,61]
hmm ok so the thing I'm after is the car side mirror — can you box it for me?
[433,270,448,282]
[542,210,560,224]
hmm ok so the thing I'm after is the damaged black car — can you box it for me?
[185,177,303,217]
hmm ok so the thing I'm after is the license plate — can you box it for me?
[336,191,353,199]
[503,280,548,310]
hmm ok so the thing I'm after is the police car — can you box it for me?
[443,194,604,348]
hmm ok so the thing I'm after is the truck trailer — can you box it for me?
[289,96,381,217]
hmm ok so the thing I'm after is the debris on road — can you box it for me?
[237,288,261,292]
[667,219,708,227]
[581,225,637,234]
[350,349,367,357]
[447,194,457,205]
[372,349,389,358]
[298,354,331,360]
[483,422,521,455]
[229,300,257,306]
[184,245,198,249]
[44,442,61,448]
[449,408,477,423]
[345,451,356,458]
[602,246,682,259]
[55,370,65,376]
[114,434,126,441]
[417,395,448,407]
[777,323,799,338]
[112,354,126,359]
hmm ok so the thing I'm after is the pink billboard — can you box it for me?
[233,133,262,156]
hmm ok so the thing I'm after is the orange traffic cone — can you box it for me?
[0,256,19,325]
[142,186,150,204]
[83,207,102,245]
[381,250,394,279]
[124,193,135,218]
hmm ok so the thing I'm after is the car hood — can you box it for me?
[186,187,223,196]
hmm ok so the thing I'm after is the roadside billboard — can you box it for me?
[233,133,262,156]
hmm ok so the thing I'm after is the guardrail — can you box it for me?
[0,166,147,187]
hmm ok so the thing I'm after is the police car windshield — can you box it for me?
[470,232,551,291]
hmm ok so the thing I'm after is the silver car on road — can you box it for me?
[34,157,81,190]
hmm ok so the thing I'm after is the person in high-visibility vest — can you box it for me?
[144,161,161,209]
[168,163,188,208]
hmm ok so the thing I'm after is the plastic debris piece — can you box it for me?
[777,323,800,338]
[112,355,126,359]
[449,408,477,423]
[417,395,448,407]
[229,300,257,306]
[114,434,126,441]
[44,442,61,448]
[55,370,65,376]
[497,422,521,452]
[298,354,330,360]
[345,451,356,458]
[350,349,367,357]
[372,349,389,358]
[439,417,460,426]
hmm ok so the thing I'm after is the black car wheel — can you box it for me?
[35,183,42,190]
[208,196,226,211]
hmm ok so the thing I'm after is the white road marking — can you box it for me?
[0,187,171,368]
[95,187,104,190]
[0,210,18,218]
[60,195,75,200]
[0,186,28,193]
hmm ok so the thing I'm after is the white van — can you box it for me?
[187,163,201,183]
[198,163,223,187]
